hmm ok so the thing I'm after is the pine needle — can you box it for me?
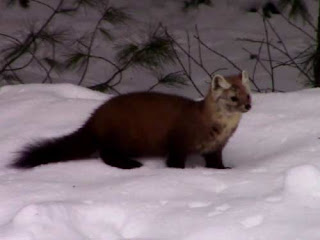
[158,71,188,88]
[278,0,311,21]
[183,0,212,10]
[99,28,114,41]
[102,7,131,25]
[116,32,176,70]
[65,51,88,70]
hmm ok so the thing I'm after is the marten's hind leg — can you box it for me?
[100,148,142,169]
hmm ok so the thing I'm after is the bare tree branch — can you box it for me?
[195,35,261,92]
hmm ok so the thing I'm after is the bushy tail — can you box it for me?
[11,126,98,169]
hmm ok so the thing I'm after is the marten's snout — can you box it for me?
[245,104,251,111]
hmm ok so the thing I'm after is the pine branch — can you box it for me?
[65,51,88,70]
[278,0,311,22]
[116,30,176,70]
[183,0,213,11]
[75,5,130,85]
[6,0,30,8]
[158,71,188,87]
[148,71,188,91]
[0,33,54,82]
[99,28,114,41]
[101,7,131,25]
[0,0,64,75]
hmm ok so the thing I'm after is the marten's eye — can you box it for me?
[247,94,250,100]
[231,96,238,102]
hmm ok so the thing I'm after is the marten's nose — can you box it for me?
[245,104,251,110]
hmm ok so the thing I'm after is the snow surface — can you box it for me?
[1,84,320,239]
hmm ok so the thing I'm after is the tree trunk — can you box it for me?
[314,0,320,87]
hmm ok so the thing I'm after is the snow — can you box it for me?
[0,84,320,239]
[284,165,320,197]
[240,214,264,229]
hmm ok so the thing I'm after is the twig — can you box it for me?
[239,37,313,84]
[43,42,56,83]
[264,15,314,83]
[186,31,192,76]
[7,64,24,84]
[272,45,314,68]
[88,57,133,91]
[242,47,271,75]
[90,55,121,70]
[148,82,160,91]
[252,40,264,81]
[170,41,204,96]
[195,25,203,66]
[195,36,261,92]
[89,55,123,88]
[30,0,56,11]
[2,56,33,72]
[78,14,106,85]
[280,13,316,40]
[262,16,275,92]
[169,34,212,79]
[159,25,212,81]
[210,67,227,76]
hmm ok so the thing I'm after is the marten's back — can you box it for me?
[88,92,201,156]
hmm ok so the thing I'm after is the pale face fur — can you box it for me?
[210,71,252,114]
[198,71,252,153]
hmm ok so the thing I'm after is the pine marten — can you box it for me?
[11,71,252,169]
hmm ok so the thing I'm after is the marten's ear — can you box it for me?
[242,70,249,84]
[211,74,231,90]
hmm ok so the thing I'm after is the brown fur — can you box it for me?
[12,71,251,169]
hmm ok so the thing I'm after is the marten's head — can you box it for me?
[209,71,252,113]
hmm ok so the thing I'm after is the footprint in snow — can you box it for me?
[265,196,282,203]
[159,200,168,206]
[250,168,267,173]
[188,201,212,208]
[207,203,231,217]
[240,215,264,229]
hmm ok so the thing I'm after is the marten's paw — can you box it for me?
[101,156,143,169]
[120,160,143,169]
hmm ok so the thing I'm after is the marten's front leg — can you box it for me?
[166,150,187,168]
[202,149,230,169]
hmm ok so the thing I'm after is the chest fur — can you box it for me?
[197,112,241,153]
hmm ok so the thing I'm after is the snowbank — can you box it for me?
[1,84,320,239]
